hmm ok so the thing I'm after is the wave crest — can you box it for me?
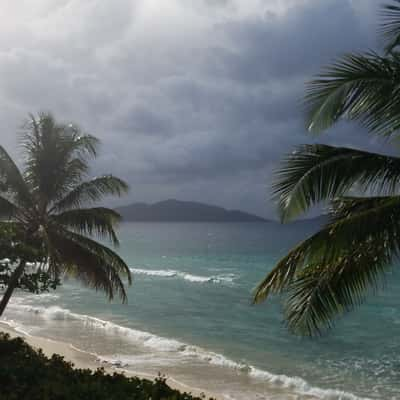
[130,268,236,284]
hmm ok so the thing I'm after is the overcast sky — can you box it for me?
[0,0,389,218]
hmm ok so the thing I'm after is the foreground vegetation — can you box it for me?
[0,333,213,400]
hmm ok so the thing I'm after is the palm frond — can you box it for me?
[254,235,317,303]
[48,229,131,302]
[69,132,99,159]
[254,195,400,307]
[0,196,19,220]
[0,146,31,206]
[21,113,100,206]
[380,1,400,53]
[257,1,400,336]
[52,207,121,246]
[274,144,400,221]
[284,240,390,336]
[305,52,400,136]
[284,195,398,335]
[53,176,129,212]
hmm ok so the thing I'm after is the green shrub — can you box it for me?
[0,224,60,295]
[0,333,214,400]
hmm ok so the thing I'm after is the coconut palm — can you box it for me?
[0,112,131,316]
[254,1,400,336]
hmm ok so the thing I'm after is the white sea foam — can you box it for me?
[97,353,177,368]
[130,268,178,278]
[248,368,369,400]
[3,301,371,400]
[130,268,236,284]
[0,319,33,337]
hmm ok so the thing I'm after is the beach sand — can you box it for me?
[0,321,219,400]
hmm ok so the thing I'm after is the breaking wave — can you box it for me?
[130,268,236,284]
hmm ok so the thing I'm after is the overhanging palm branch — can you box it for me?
[53,176,128,212]
[256,1,400,336]
[283,242,390,336]
[48,229,131,302]
[305,52,400,136]
[381,0,400,53]
[53,208,121,246]
[0,147,31,207]
[0,197,18,220]
[254,196,400,334]
[275,144,400,221]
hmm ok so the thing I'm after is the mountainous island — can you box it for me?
[116,199,268,222]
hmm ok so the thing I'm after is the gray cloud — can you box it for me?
[0,0,387,217]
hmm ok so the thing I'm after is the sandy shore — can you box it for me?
[0,321,219,400]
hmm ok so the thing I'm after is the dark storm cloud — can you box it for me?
[219,0,376,82]
[0,0,384,217]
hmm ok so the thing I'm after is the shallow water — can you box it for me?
[3,222,400,399]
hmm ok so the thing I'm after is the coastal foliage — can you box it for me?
[0,332,213,400]
[0,224,60,294]
[254,1,400,336]
[0,113,131,316]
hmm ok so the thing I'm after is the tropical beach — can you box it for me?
[2,222,399,400]
[2,1,400,400]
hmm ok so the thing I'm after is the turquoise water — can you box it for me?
[3,222,400,399]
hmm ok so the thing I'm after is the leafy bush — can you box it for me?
[0,223,60,294]
[0,333,214,400]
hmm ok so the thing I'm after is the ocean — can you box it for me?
[2,222,400,399]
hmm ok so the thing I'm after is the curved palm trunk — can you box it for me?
[0,260,25,317]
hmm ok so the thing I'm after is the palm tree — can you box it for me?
[0,112,131,316]
[254,1,400,336]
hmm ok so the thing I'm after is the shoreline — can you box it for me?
[0,315,371,400]
[0,321,220,400]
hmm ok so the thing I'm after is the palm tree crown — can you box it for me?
[0,112,131,316]
[254,1,400,336]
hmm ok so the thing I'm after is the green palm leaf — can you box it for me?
[22,113,100,206]
[49,229,131,302]
[381,0,400,52]
[0,146,31,206]
[258,1,400,336]
[305,52,400,136]
[284,243,390,336]
[53,176,128,212]
[254,195,400,335]
[275,144,400,221]
[53,208,121,246]
[0,196,18,220]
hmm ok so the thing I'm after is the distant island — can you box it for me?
[116,199,268,222]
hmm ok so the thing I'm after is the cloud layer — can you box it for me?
[0,0,385,217]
